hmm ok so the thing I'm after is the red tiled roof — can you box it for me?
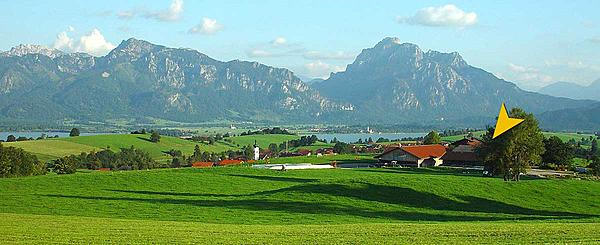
[192,162,213,168]
[375,144,447,159]
[401,144,447,158]
[219,159,243,166]
[451,138,482,147]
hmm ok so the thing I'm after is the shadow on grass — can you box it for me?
[45,181,596,222]
[226,174,318,183]
[136,137,153,143]
[366,168,546,181]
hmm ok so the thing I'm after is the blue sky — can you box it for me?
[0,0,598,90]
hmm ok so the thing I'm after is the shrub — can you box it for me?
[52,156,77,174]
[0,143,46,178]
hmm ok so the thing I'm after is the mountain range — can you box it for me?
[0,37,597,130]
[539,80,600,101]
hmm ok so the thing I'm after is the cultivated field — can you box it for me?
[4,134,298,162]
[1,167,599,243]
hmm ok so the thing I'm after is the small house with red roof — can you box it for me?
[218,159,244,166]
[375,144,447,167]
[192,162,214,168]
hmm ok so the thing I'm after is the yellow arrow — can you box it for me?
[492,103,524,139]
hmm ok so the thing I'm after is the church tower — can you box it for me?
[253,140,260,161]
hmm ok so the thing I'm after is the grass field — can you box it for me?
[4,134,238,162]
[259,154,377,164]
[4,134,302,162]
[228,134,300,148]
[1,167,599,243]
[2,213,599,244]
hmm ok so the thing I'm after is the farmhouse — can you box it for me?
[375,144,446,167]
[441,138,483,166]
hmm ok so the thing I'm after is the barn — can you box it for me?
[375,144,447,167]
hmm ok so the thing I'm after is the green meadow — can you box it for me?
[4,134,238,162]
[228,134,300,148]
[1,167,599,243]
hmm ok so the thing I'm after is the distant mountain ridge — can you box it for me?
[539,80,600,101]
[0,38,346,123]
[0,37,595,130]
[313,37,592,125]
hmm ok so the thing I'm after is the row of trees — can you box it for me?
[169,145,255,167]
[51,146,158,174]
[240,127,293,136]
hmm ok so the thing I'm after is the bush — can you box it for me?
[69,128,80,137]
[0,143,47,178]
[52,157,77,174]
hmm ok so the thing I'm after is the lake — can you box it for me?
[306,133,426,143]
[0,131,110,141]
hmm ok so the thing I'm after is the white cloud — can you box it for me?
[145,0,183,22]
[303,50,355,60]
[188,17,223,35]
[506,63,553,89]
[117,11,136,20]
[53,31,74,51]
[247,49,274,58]
[508,63,538,73]
[271,37,287,46]
[52,28,115,56]
[303,61,345,79]
[67,26,75,32]
[400,4,477,27]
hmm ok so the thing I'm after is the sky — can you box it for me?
[0,0,599,91]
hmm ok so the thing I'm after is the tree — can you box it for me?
[268,143,278,154]
[0,143,46,178]
[171,157,182,168]
[333,142,352,154]
[150,131,160,143]
[6,135,16,142]
[423,131,442,145]
[69,128,80,137]
[477,107,545,181]
[52,157,77,174]
[590,156,600,176]
[591,139,598,156]
[541,136,574,169]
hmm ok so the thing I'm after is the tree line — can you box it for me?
[51,146,158,174]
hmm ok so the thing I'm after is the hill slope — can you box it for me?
[539,79,600,101]
[0,167,599,242]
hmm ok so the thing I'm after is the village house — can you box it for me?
[441,138,483,166]
[375,144,447,167]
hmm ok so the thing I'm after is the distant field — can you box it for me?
[1,167,599,243]
[228,134,299,148]
[4,134,305,162]
[4,134,237,162]
[441,131,597,143]
[289,141,334,152]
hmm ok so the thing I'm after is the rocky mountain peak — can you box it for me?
[107,38,164,61]
[2,44,64,58]
[425,50,467,68]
